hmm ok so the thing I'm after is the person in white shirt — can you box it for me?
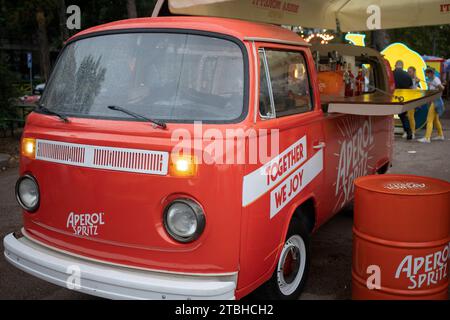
[418,68,445,143]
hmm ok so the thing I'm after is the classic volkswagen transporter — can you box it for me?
[3,15,439,299]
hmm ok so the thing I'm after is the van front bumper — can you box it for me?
[3,233,237,300]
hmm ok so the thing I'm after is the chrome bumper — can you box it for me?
[3,233,236,300]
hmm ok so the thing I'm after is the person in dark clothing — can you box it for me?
[393,60,413,140]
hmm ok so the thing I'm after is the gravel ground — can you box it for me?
[0,116,449,300]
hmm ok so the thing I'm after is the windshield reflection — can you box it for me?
[41,33,245,122]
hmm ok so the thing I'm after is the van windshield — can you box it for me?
[41,33,246,122]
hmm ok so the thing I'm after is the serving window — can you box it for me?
[311,44,441,116]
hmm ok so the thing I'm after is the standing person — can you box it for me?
[393,60,413,140]
[406,66,420,138]
[408,66,421,89]
[418,68,445,143]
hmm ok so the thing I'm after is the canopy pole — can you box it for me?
[336,17,341,33]
[152,0,165,17]
[335,0,351,34]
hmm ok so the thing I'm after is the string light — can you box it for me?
[302,32,335,44]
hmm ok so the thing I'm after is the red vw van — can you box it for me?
[3,16,439,300]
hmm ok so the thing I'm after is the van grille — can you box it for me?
[35,139,168,175]
[92,147,166,173]
[36,140,85,165]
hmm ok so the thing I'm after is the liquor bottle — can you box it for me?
[344,63,354,97]
[355,68,364,96]
[336,56,342,72]
[343,62,349,95]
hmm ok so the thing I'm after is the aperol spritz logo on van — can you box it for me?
[67,211,105,237]
[334,117,374,210]
[395,244,449,290]
[172,122,280,166]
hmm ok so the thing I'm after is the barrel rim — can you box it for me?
[353,227,450,248]
[354,174,450,196]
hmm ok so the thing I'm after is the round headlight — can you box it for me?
[164,199,205,243]
[16,175,40,212]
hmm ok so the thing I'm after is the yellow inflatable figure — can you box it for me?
[345,38,427,89]
[382,43,430,132]
[344,39,429,132]
[345,33,366,47]
[381,43,428,90]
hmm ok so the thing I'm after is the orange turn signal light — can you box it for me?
[169,154,197,177]
[21,138,36,159]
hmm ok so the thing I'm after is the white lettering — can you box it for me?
[67,211,105,236]
[395,245,449,289]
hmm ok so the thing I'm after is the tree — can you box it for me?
[58,0,69,42]
[127,0,137,18]
[36,5,51,81]
[0,53,20,118]
[370,30,390,51]
[1,0,59,81]
[388,25,450,58]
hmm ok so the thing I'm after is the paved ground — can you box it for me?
[0,118,449,300]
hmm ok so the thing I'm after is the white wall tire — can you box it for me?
[276,234,307,296]
[252,217,310,300]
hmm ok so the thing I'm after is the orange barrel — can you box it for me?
[352,174,450,300]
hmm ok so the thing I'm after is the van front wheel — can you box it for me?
[254,218,310,300]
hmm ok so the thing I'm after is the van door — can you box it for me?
[239,44,326,291]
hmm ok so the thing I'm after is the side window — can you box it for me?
[259,49,313,118]
[259,50,275,118]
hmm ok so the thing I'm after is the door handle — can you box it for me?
[313,142,326,150]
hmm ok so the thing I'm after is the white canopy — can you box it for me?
[165,0,450,31]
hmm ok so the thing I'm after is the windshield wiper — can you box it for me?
[107,105,167,129]
[37,105,69,123]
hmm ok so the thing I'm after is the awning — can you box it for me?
[166,0,450,31]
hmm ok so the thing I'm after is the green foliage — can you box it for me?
[1,0,59,42]
[388,25,450,58]
[1,0,161,117]
[0,53,20,118]
[65,0,158,37]
[1,0,158,49]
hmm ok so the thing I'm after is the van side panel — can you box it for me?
[318,113,394,226]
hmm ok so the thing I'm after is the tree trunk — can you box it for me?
[370,30,390,52]
[58,0,69,43]
[127,0,138,18]
[36,6,51,82]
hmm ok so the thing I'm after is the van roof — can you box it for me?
[68,16,309,47]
